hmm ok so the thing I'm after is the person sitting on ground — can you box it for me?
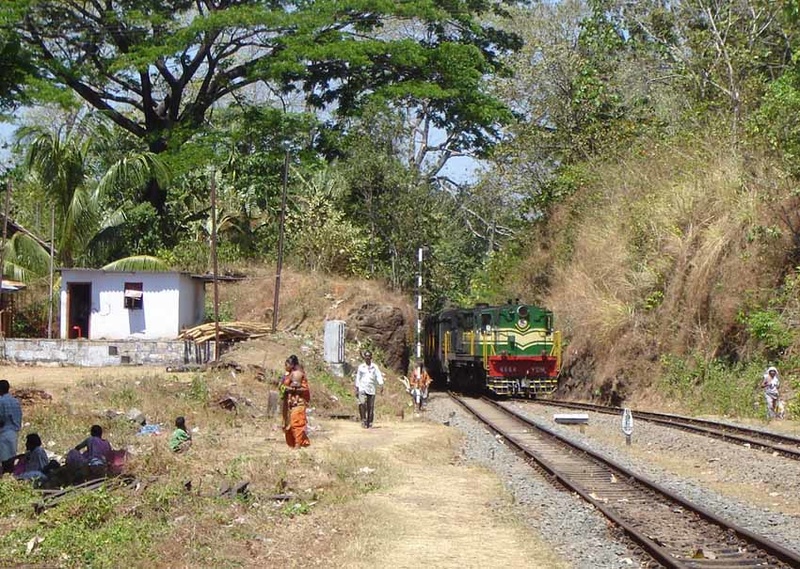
[13,433,50,481]
[67,424,113,470]
[169,416,192,453]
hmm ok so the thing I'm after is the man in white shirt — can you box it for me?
[354,350,384,428]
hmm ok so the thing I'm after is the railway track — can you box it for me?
[451,393,800,569]
[522,399,800,460]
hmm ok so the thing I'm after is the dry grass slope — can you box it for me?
[521,138,800,408]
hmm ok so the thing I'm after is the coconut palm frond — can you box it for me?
[96,152,170,198]
[99,208,127,230]
[101,255,170,272]
[1,260,41,283]
[60,185,100,261]
[27,132,88,209]
[3,233,51,278]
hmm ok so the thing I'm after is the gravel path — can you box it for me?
[426,395,646,569]
[506,401,800,554]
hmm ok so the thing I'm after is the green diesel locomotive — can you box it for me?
[424,302,562,396]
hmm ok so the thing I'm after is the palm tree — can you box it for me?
[4,126,171,279]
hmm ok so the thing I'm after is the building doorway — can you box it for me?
[67,283,91,339]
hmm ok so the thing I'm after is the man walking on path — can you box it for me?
[355,351,384,428]
[0,380,22,475]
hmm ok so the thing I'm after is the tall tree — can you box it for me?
[4,0,522,215]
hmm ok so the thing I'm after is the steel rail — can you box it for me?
[450,393,800,569]
[525,399,800,460]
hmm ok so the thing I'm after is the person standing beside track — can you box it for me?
[281,355,311,448]
[761,366,781,420]
[409,360,432,411]
[0,380,22,475]
[354,350,384,428]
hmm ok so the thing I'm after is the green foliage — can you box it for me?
[203,299,234,324]
[0,479,37,514]
[659,354,767,417]
[738,309,794,355]
[0,29,33,112]
[753,71,800,172]
[0,488,157,567]
[109,386,139,409]
[4,0,520,219]
[10,296,51,338]
[786,374,800,420]
[460,246,524,307]
[738,269,800,358]
[187,375,210,405]
[281,500,313,517]
[286,166,369,275]
[313,370,353,401]
[643,290,664,311]
[12,126,172,273]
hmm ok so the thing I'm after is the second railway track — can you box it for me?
[452,394,800,569]
[522,399,800,460]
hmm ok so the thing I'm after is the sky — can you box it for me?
[0,121,15,170]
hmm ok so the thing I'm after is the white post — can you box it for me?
[416,247,423,359]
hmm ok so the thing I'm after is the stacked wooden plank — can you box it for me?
[178,321,273,343]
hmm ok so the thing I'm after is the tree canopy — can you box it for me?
[3,0,522,211]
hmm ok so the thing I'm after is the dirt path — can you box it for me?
[0,364,175,395]
[325,418,566,569]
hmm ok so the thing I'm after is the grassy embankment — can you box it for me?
[0,268,417,567]
[0,342,415,567]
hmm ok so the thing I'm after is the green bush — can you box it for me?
[659,354,768,418]
[738,308,794,355]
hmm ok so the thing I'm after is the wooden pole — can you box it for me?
[0,181,11,337]
[47,203,55,338]
[272,146,290,332]
[210,173,220,361]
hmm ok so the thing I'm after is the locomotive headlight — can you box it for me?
[518,318,528,328]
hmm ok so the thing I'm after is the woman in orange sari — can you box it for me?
[280,355,311,448]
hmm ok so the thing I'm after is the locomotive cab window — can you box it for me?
[481,313,492,332]
[124,282,143,310]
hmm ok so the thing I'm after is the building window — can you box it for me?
[124,282,143,310]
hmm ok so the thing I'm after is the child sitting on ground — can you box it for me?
[67,424,113,470]
[13,433,51,481]
[169,416,192,453]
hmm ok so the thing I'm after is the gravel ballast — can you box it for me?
[426,396,646,568]
[426,394,800,568]
[508,401,800,554]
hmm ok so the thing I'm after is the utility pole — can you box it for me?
[47,204,55,338]
[0,181,11,337]
[272,144,290,332]
[210,172,220,361]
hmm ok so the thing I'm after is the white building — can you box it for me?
[59,269,210,340]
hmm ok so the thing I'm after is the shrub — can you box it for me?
[659,354,767,417]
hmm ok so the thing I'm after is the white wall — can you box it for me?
[60,270,205,340]
[178,274,206,333]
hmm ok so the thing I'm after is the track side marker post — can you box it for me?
[622,408,634,446]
